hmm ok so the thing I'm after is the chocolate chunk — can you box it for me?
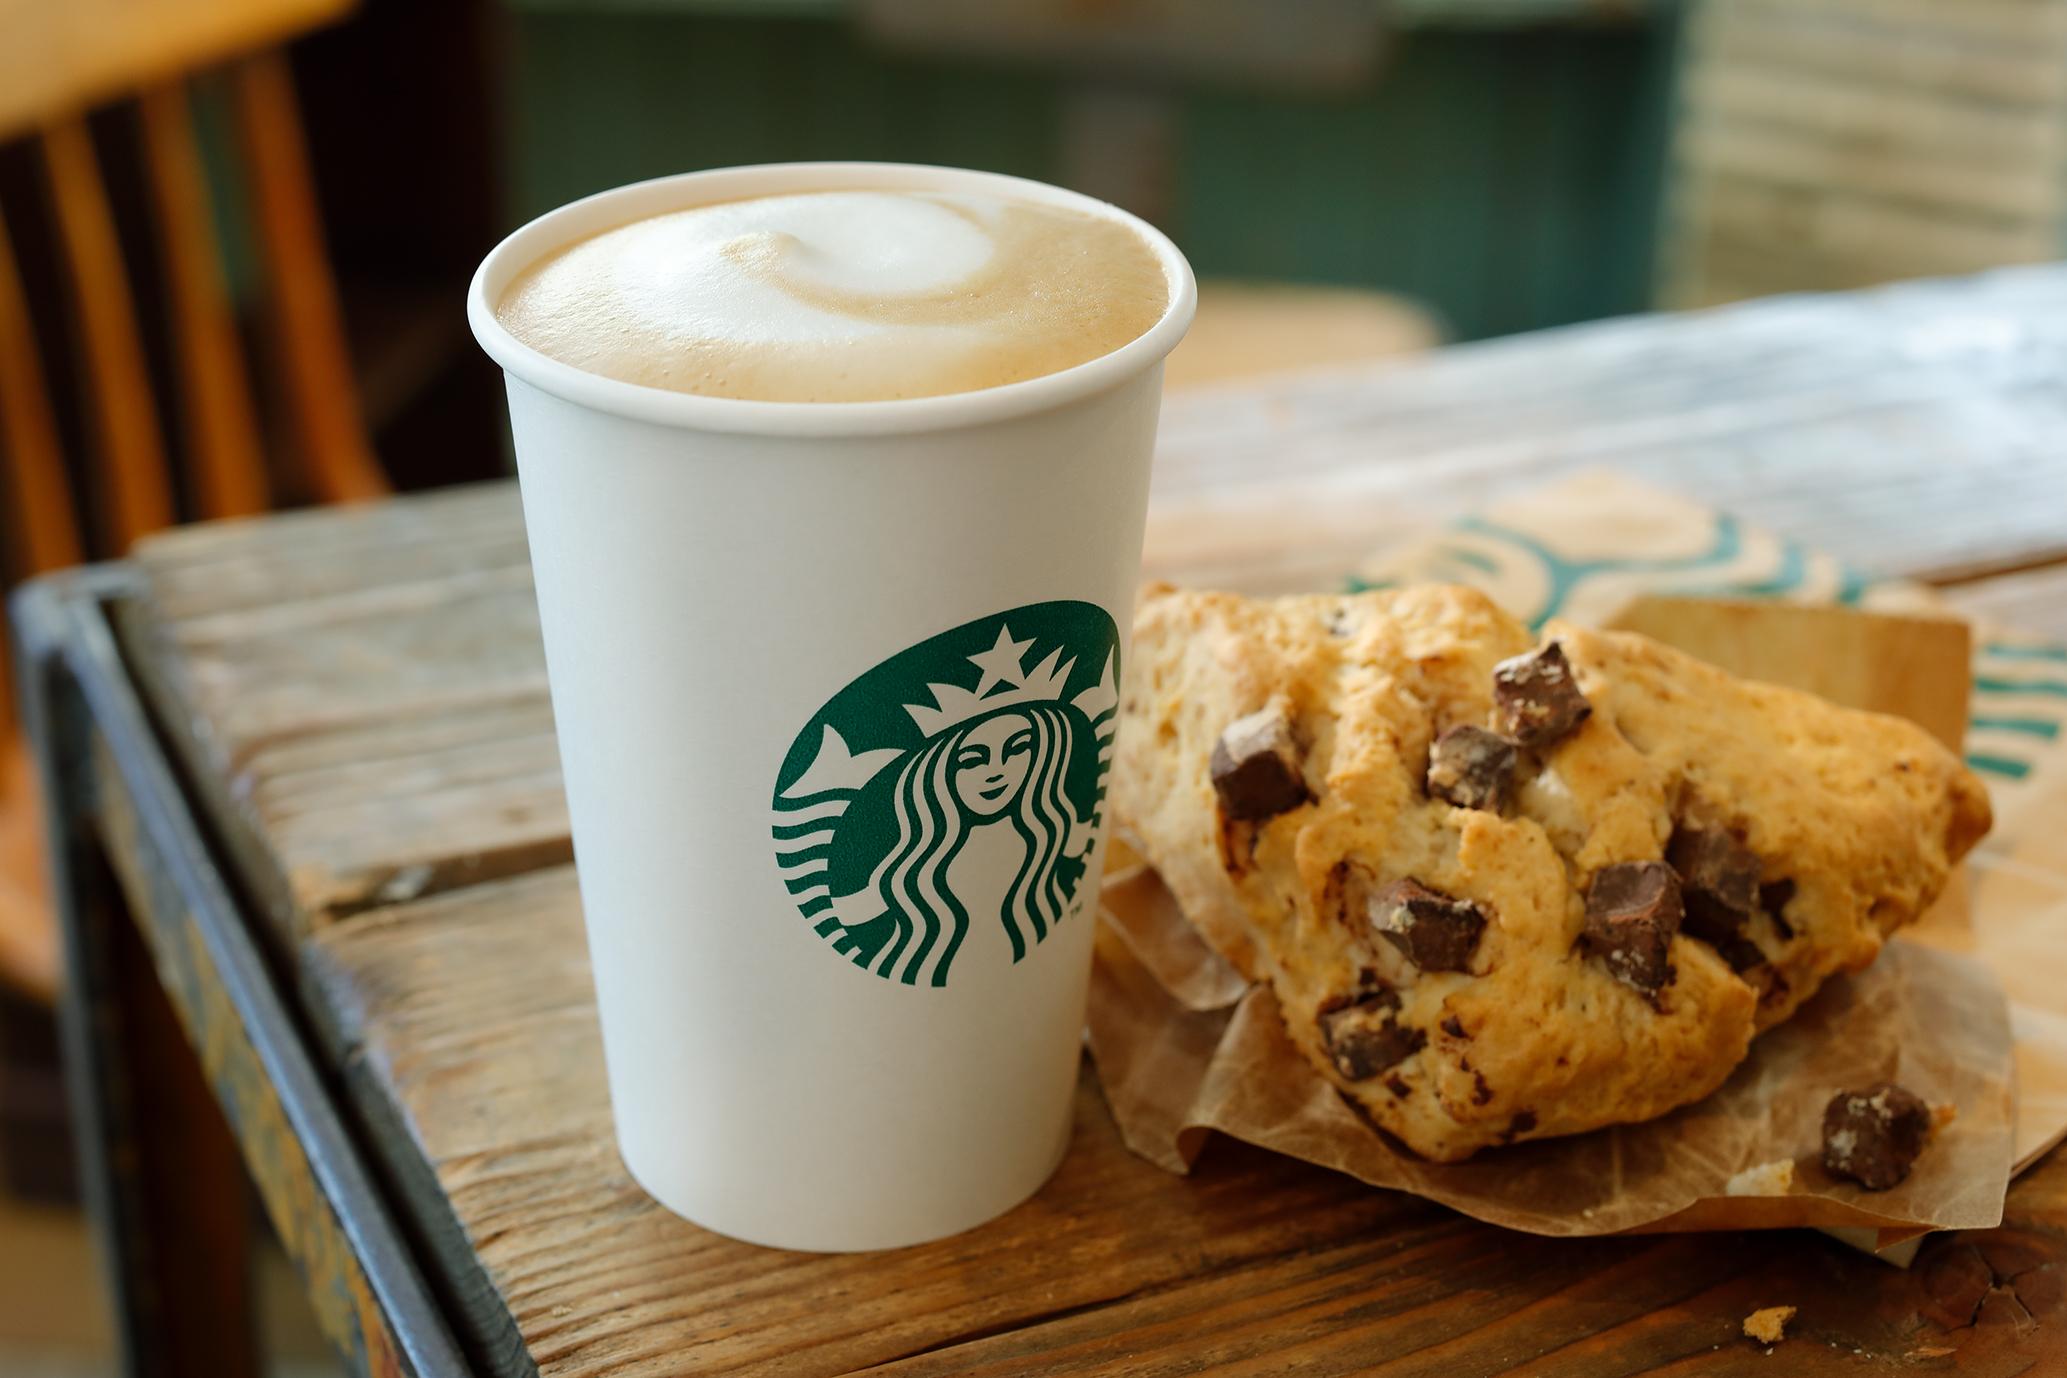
[1384,1074,1411,1098]
[1370,878,1487,973]
[1440,1015,1468,1039]
[1471,1070,1493,1106]
[1715,935,1768,974]
[1668,827,1761,946]
[1582,861,1683,996]
[1822,1082,1932,1190]
[1317,988,1424,1081]
[1491,642,1592,749]
[1426,725,1518,811]
[1507,1110,1538,1138]
[1761,879,1797,939]
[1210,706,1310,821]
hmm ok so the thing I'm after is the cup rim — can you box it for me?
[467,162,1198,437]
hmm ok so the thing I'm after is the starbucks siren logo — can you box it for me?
[770,602,1120,988]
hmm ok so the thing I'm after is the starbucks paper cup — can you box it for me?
[468,163,1195,1250]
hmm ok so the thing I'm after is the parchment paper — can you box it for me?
[1091,860,2014,1238]
[1084,479,2051,1240]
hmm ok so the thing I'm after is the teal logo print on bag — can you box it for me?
[770,602,1120,988]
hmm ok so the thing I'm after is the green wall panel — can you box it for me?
[504,12,1675,340]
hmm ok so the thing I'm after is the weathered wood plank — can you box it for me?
[305,863,2067,1377]
[123,270,2067,944]
[866,1174,2067,1375]
[303,866,1427,1378]
[1146,268,2067,592]
[138,483,525,620]
[120,499,551,936]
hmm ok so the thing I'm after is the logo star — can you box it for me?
[967,624,1035,699]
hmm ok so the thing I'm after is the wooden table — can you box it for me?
[19,265,2067,1377]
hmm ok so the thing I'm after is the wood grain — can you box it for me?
[126,270,2067,944]
[302,862,2067,1377]
[1144,265,2067,594]
[125,487,546,941]
[114,269,2067,1372]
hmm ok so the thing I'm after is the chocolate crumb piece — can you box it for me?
[1491,642,1592,749]
[1426,725,1518,811]
[1742,1306,1795,1346]
[1210,706,1310,821]
[1760,879,1798,939]
[1822,1082,1932,1190]
[1667,827,1761,947]
[1581,861,1683,996]
[1440,1015,1468,1039]
[1471,1070,1493,1106]
[1317,988,1424,1081]
[1370,879,1487,973]
[1503,1110,1538,1142]
[1384,1074,1411,1098]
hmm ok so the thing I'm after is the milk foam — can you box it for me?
[494,189,1169,402]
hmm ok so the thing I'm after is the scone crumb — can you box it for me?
[1742,1306,1795,1345]
[1725,1159,1796,1196]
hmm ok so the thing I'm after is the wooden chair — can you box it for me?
[1,0,386,1004]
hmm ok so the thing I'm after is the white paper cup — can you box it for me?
[468,163,1194,1250]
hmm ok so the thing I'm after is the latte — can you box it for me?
[494,188,1170,403]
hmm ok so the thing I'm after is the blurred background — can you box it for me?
[2,0,2063,1371]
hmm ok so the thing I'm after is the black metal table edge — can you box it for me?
[11,565,476,1378]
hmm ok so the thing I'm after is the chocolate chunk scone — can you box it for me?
[1113,584,1991,1162]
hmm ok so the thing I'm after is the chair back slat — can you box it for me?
[0,207,85,576]
[231,53,387,504]
[139,82,270,519]
[38,116,177,550]
[0,205,87,734]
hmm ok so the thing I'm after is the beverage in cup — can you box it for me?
[469,163,1195,1250]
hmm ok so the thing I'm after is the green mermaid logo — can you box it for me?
[770,602,1121,988]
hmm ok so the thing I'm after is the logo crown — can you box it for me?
[905,624,1074,736]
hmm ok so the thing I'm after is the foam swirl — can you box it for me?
[495,189,1169,403]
